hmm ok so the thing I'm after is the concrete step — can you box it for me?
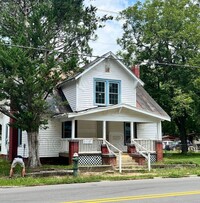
[115,153,148,173]
[117,153,137,165]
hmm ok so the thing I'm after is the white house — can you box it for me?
[0,52,170,167]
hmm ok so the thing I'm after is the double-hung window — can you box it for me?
[95,79,121,106]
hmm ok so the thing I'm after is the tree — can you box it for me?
[0,0,111,167]
[117,0,200,153]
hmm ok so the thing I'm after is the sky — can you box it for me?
[84,0,142,56]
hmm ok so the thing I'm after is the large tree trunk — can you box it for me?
[27,131,41,168]
[175,117,188,154]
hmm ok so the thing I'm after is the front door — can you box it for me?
[108,122,127,152]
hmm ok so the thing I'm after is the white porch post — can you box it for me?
[130,122,134,143]
[103,120,106,144]
[157,121,162,140]
[71,119,75,139]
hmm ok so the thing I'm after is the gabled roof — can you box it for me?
[54,51,170,121]
[58,52,144,87]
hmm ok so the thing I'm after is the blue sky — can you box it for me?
[84,0,143,56]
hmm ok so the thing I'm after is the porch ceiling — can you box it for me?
[56,103,170,122]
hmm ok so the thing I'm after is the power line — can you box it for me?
[1,42,199,69]
[154,62,199,69]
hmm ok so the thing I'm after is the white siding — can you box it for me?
[76,59,137,111]
[77,120,97,138]
[17,131,28,157]
[38,119,62,157]
[18,119,62,158]
[0,114,10,155]
[62,80,76,111]
[137,123,157,140]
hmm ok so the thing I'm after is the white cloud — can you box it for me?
[84,0,139,56]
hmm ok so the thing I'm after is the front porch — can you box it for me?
[56,105,165,171]
[59,138,163,172]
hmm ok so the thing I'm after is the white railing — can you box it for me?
[131,139,156,171]
[99,138,122,173]
[133,139,156,152]
[78,138,103,153]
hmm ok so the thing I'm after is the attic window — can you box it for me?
[94,79,121,106]
[105,67,110,72]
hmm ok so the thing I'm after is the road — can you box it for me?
[0,177,200,203]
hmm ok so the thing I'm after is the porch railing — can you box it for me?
[133,139,156,152]
[78,138,103,153]
[131,139,156,171]
[99,138,122,173]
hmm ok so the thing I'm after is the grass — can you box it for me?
[0,152,200,187]
[162,151,200,165]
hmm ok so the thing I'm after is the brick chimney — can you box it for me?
[131,65,140,78]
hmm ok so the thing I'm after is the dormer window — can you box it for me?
[94,79,121,106]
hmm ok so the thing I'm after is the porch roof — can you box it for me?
[55,103,170,122]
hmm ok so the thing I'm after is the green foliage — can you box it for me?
[117,0,200,150]
[0,0,108,131]
[0,158,10,176]
[0,0,111,167]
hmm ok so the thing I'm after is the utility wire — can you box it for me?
[1,42,199,69]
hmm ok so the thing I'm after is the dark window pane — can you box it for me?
[96,93,105,104]
[109,94,118,104]
[124,122,131,145]
[96,81,105,92]
[109,83,118,93]
[62,121,72,138]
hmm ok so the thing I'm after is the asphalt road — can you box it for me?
[0,176,200,203]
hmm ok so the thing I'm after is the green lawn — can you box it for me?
[0,152,200,186]
[163,151,200,165]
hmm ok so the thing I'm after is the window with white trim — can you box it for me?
[95,79,121,106]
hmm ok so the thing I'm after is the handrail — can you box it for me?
[99,138,122,173]
[132,139,151,171]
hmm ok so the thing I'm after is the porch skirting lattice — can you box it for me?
[150,153,157,163]
[78,154,102,165]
